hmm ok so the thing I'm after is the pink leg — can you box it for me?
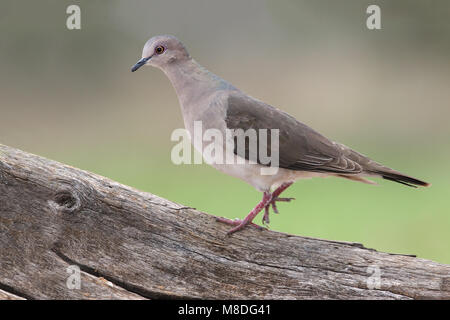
[271,182,293,199]
[262,182,294,224]
[262,206,271,224]
[216,191,273,234]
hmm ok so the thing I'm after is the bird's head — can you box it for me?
[131,35,190,72]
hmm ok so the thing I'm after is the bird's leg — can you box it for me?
[216,191,273,234]
[262,206,271,225]
[271,182,294,200]
[263,182,295,224]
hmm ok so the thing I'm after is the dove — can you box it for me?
[131,35,430,234]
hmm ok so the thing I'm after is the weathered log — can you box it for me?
[0,144,449,300]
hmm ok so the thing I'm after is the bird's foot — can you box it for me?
[216,189,294,234]
[262,197,295,224]
[216,217,265,234]
[216,191,272,235]
[269,197,295,214]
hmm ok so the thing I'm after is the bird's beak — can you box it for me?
[131,56,151,72]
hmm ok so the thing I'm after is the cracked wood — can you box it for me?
[0,144,449,300]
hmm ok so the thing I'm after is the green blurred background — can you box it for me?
[1,1,449,263]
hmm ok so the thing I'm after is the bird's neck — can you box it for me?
[162,59,235,111]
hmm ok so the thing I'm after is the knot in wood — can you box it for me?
[50,188,81,213]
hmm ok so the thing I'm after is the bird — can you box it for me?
[131,35,430,235]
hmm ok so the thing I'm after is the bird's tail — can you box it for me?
[370,167,430,188]
[379,171,430,188]
[334,143,430,188]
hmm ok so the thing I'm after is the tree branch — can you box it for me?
[0,144,449,299]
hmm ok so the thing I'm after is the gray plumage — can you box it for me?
[224,93,428,187]
[131,35,429,205]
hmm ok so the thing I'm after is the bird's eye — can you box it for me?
[155,46,165,54]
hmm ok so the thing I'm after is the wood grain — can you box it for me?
[0,144,449,299]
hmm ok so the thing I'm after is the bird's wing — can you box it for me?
[224,93,364,174]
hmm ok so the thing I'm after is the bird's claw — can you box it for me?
[262,206,270,225]
[216,217,265,234]
[262,196,296,223]
[273,197,295,202]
